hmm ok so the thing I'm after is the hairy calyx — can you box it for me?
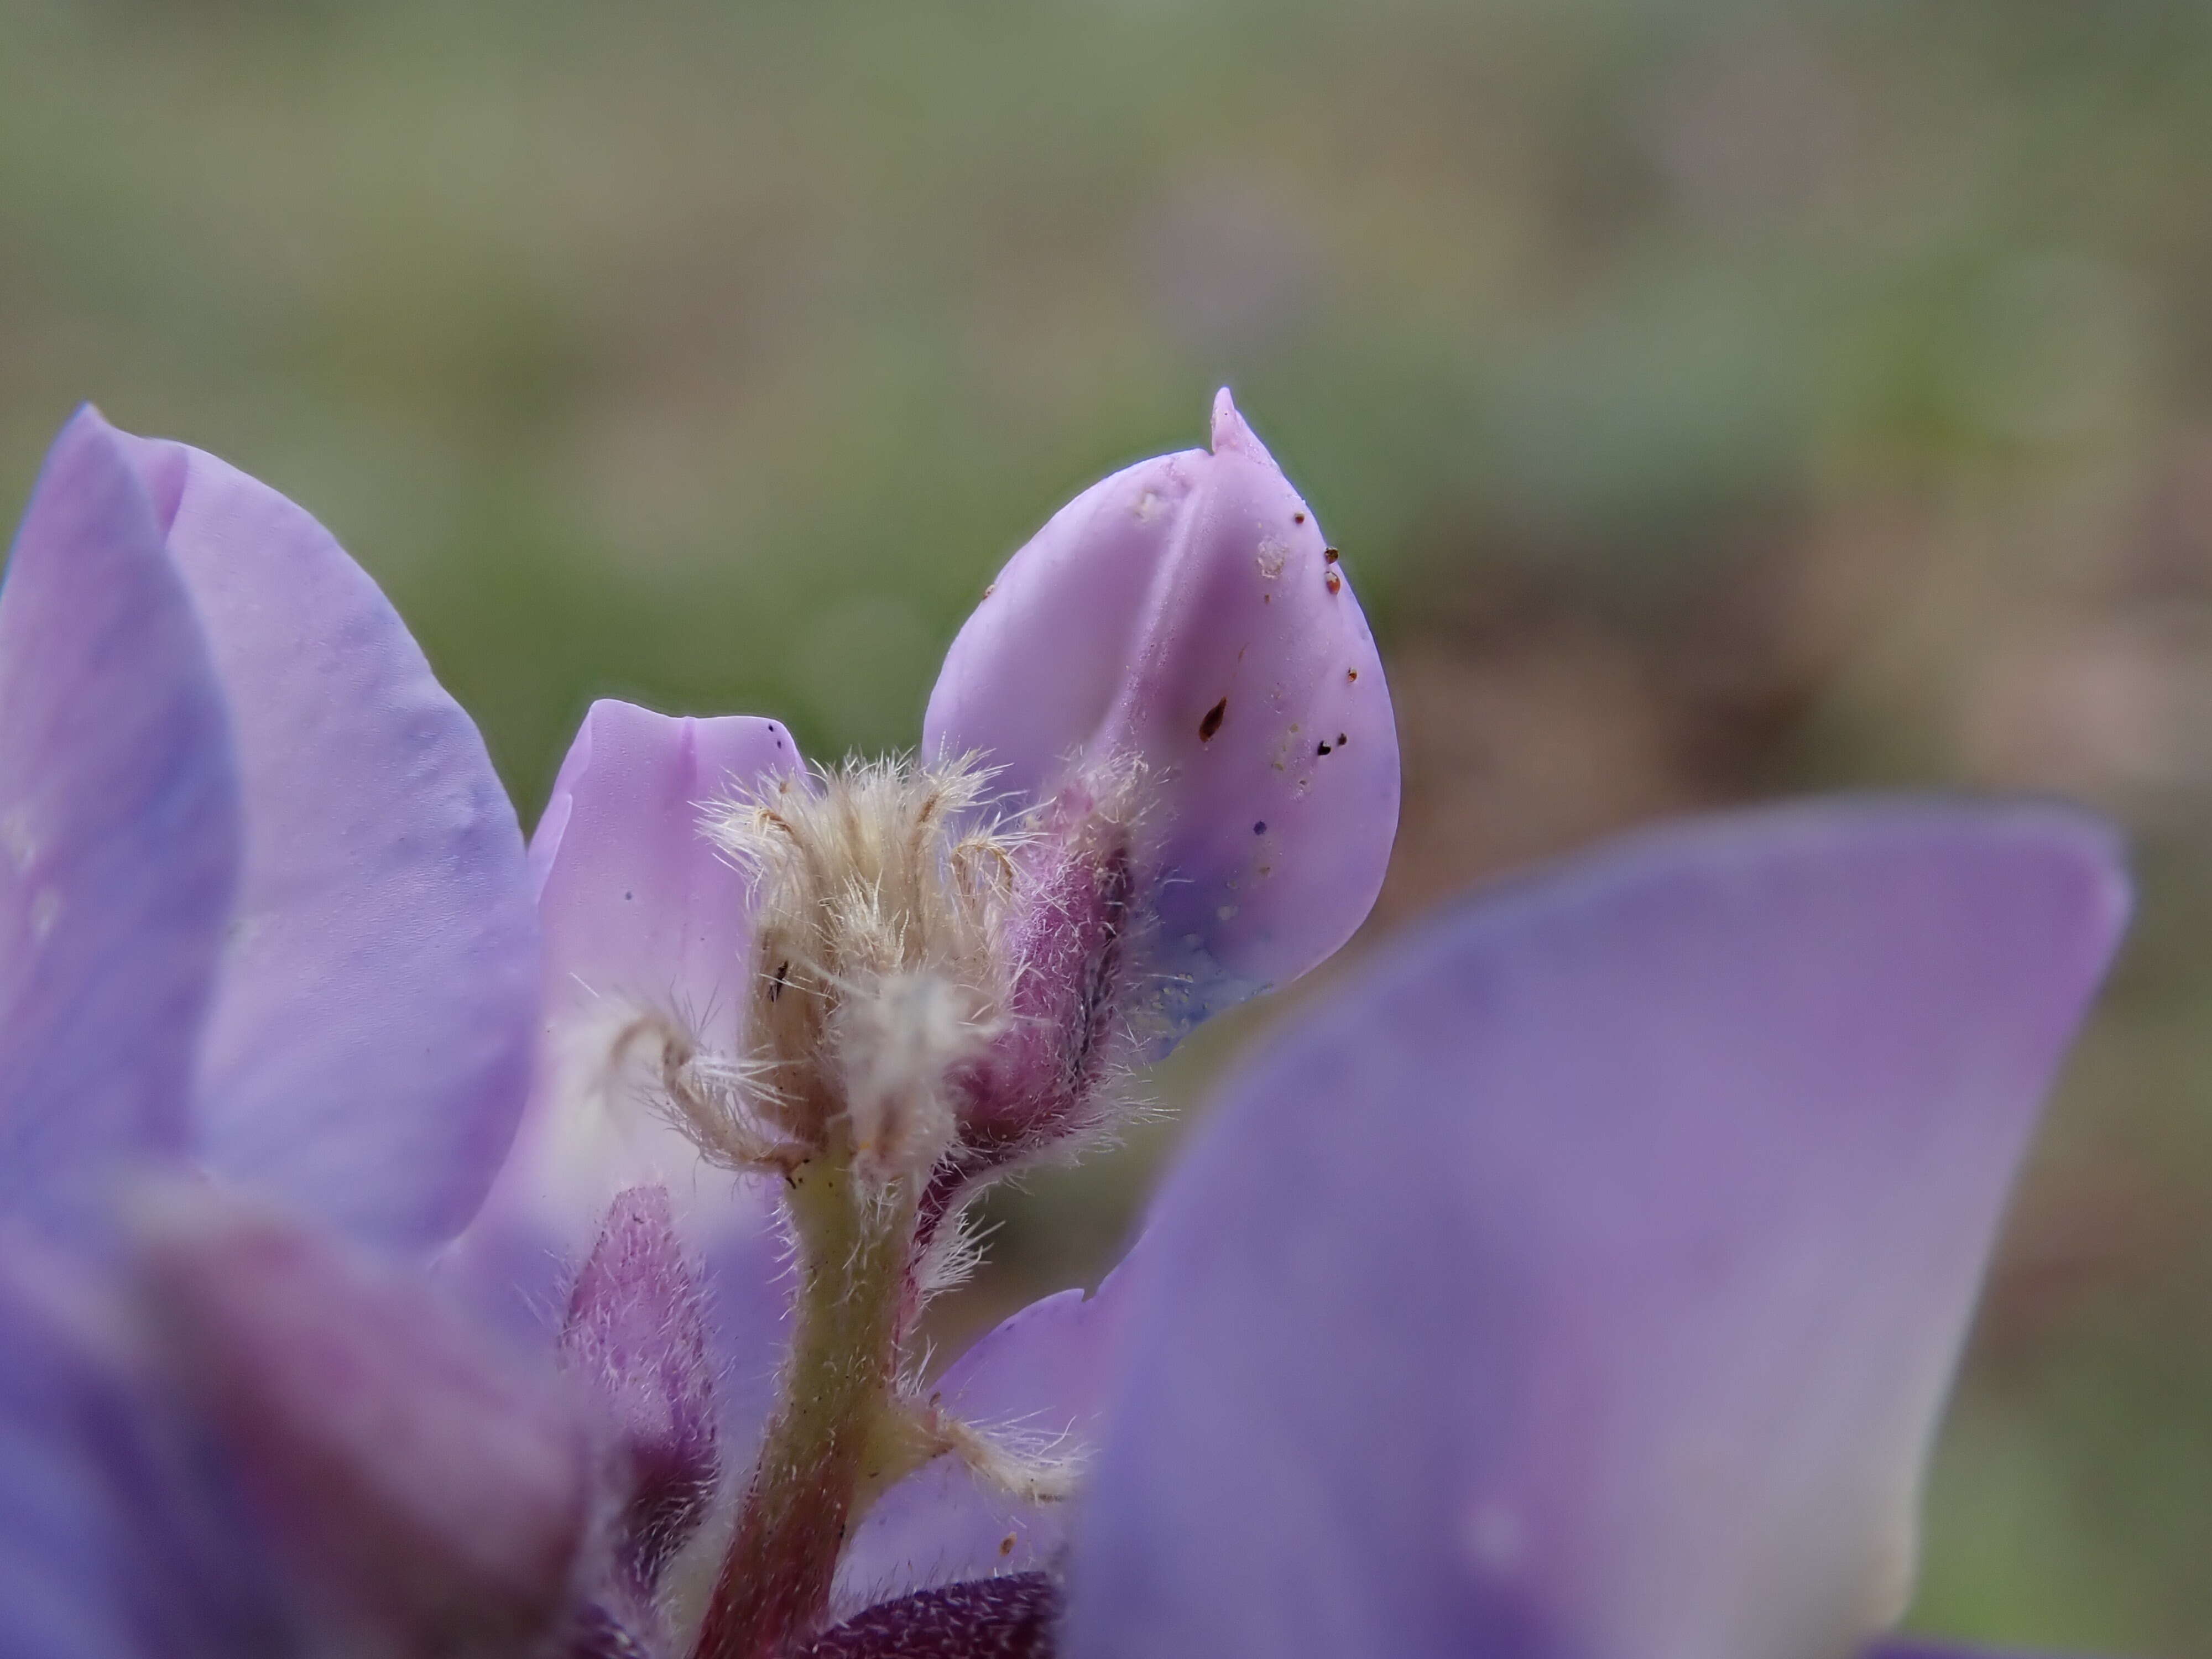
[608,757,1142,1659]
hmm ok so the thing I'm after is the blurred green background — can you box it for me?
[6,1,2210,1648]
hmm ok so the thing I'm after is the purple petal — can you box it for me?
[0,1245,295,1658]
[834,1243,1147,1610]
[139,1196,588,1654]
[1065,801,2128,1659]
[925,391,1397,1034]
[108,425,538,1253]
[445,702,797,1460]
[528,698,799,1046]
[0,410,239,1234]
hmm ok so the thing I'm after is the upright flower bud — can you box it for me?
[925,390,1397,1039]
[557,1183,718,1600]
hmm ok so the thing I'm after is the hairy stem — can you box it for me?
[691,1163,916,1659]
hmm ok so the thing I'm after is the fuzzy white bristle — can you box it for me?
[700,755,1022,1191]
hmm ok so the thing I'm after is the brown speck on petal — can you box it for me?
[1346,668,1359,682]
[1293,511,1306,524]
[1198,697,1228,742]
[1325,568,1343,595]
[982,582,997,599]
[1323,547,1339,564]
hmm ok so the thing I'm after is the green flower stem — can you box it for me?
[691,1161,919,1659]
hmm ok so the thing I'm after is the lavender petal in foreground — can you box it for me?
[1066,801,2128,1659]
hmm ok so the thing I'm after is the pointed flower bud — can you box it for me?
[558,1183,719,1598]
[925,390,1398,1039]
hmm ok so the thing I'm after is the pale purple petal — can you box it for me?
[446,701,797,1460]
[527,697,799,1045]
[925,391,1397,1032]
[109,426,537,1253]
[0,1246,295,1659]
[833,1241,1147,1611]
[0,410,239,1234]
[1065,801,2128,1659]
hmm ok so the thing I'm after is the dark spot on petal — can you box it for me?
[1198,697,1228,742]
[1325,568,1343,594]
[1346,667,1359,682]
[999,1531,1018,1557]
[1316,740,1332,756]
[1337,733,1348,745]
[624,890,634,901]
[1323,547,1340,564]
[1253,820,1267,834]
[1293,510,1307,524]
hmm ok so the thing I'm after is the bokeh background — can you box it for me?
[6,1,2210,1648]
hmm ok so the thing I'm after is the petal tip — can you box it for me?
[2026,801,2135,973]
[59,401,113,439]
[1208,387,1254,456]
[38,404,128,482]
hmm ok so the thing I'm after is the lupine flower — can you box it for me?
[0,399,2126,1659]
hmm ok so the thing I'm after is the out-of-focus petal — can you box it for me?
[0,1246,296,1659]
[925,392,1396,1034]
[1065,801,2128,1659]
[833,1242,1147,1611]
[446,702,797,1458]
[0,410,239,1234]
[139,1195,587,1656]
[106,426,537,1254]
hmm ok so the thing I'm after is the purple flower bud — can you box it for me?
[925,390,1398,1038]
[558,1183,719,1597]
[935,785,1136,1188]
[797,1572,1058,1658]
[136,1197,590,1655]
